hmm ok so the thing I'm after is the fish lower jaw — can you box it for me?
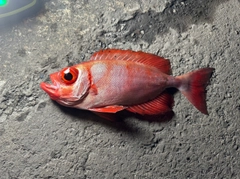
[40,82,60,99]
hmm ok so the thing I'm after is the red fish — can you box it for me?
[40,49,214,120]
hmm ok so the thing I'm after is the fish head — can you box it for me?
[40,65,90,106]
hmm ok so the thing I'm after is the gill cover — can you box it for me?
[57,66,90,105]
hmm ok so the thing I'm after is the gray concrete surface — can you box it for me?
[0,0,240,178]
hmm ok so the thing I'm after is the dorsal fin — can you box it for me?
[127,91,174,115]
[89,49,171,74]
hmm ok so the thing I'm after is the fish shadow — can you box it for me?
[51,88,178,133]
[54,102,138,133]
[53,103,176,135]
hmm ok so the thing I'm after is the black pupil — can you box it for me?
[64,72,73,81]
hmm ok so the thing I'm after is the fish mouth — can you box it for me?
[40,81,82,106]
[40,76,60,100]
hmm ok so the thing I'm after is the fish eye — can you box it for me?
[64,72,73,81]
[61,67,79,84]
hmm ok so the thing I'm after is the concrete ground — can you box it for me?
[0,0,240,178]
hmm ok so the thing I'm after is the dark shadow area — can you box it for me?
[50,88,179,133]
[54,101,140,134]
[110,0,229,43]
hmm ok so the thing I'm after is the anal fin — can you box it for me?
[127,91,174,115]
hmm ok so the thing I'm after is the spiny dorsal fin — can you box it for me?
[89,49,171,74]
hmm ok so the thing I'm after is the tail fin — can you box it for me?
[176,68,215,115]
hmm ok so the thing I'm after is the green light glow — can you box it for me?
[0,0,7,6]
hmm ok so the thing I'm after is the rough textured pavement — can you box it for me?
[0,0,240,178]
